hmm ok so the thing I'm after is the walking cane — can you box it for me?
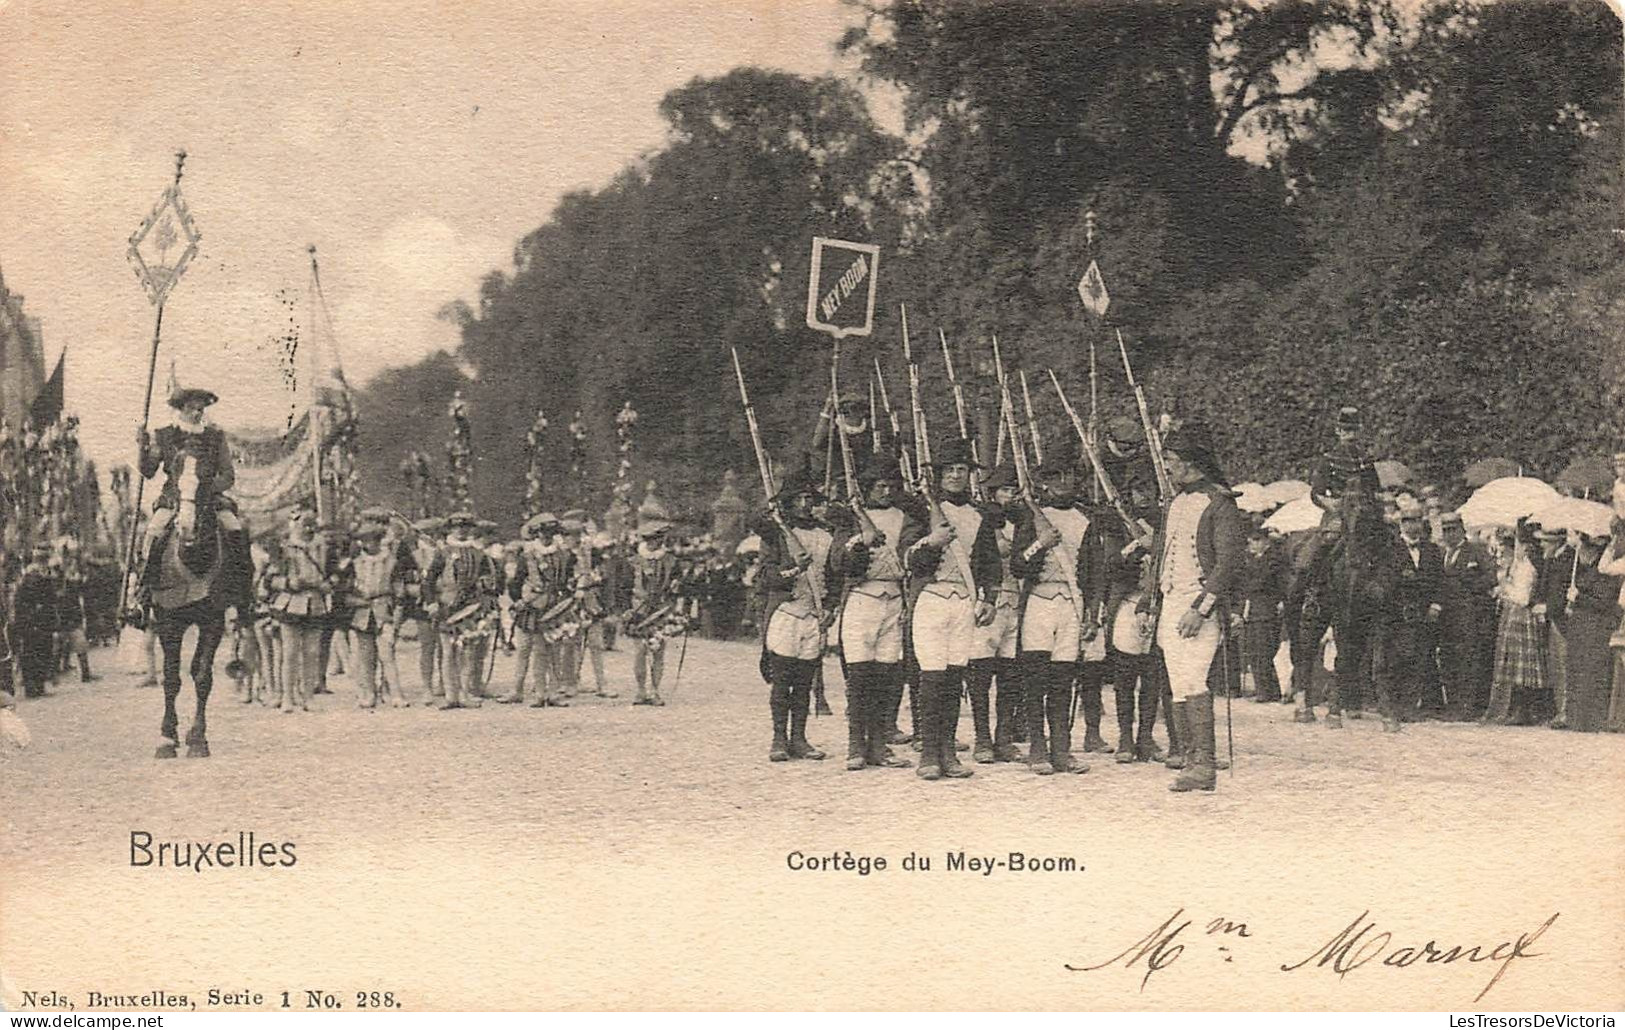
[1222,612,1235,777]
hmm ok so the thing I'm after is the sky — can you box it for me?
[0,0,872,468]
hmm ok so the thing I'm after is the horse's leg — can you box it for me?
[186,608,225,757]
[156,616,186,758]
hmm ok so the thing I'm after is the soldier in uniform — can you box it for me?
[251,537,284,707]
[53,544,97,683]
[830,461,914,771]
[756,467,835,760]
[900,438,996,780]
[554,510,594,700]
[133,385,254,614]
[505,512,570,707]
[626,518,685,708]
[347,522,410,709]
[1152,422,1246,793]
[966,463,1026,763]
[1009,435,1103,776]
[423,512,492,710]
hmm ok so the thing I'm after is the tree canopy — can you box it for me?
[354,0,1624,529]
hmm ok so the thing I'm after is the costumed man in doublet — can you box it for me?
[755,467,836,761]
[270,508,330,714]
[1009,434,1104,776]
[251,537,284,708]
[829,459,916,771]
[458,520,504,700]
[405,517,447,699]
[347,522,409,709]
[580,531,621,699]
[505,512,571,707]
[423,512,493,710]
[899,438,998,781]
[625,518,687,707]
[134,384,254,614]
[553,510,594,700]
[1151,422,1246,793]
[965,463,1027,763]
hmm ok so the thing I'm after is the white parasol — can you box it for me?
[1456,477,1561,530]
[1263,495,1325,534]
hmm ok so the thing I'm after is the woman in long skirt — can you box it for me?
[1487,525,1546,724]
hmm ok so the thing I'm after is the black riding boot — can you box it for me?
[907,669,924,749]
[1114,682,1137,764]
[1049,664,1087,774]
[1021,651,1053,774]
[1171,692,1217,793]
[915,671,945,780]
[938,668,973,778]
[868,677,912,768]
[1079,662,1112,753]
[1135,671,1164,762]
[844,663,871,770]
[788,680,825,760]
[993,658,1023,761]
[768,680,791,762]
[967,659,996,763]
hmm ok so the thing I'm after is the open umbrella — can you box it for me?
[1263,495,1325,534]
[1262,479,1312,507]
[1232,482,1275,513]
[1554,456,1613,499]
[1529,496,1615,539]
[1457,476,1560,530]
[1373,459,1412,489]
[1462,457,1522,489]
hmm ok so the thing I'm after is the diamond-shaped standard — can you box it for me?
[127,186,201,305]
[1077,260,1109,317]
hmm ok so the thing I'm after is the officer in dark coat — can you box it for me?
[1378,499,1443,729]
[12,544,59,698]
[1434,511,1496,720]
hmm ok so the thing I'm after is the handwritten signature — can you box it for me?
[1066,908,1558,1003]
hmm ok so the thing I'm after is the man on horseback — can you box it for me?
[133,384,252,614]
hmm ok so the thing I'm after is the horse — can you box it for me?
[1289,494,1401,725]
[145,455,253,758]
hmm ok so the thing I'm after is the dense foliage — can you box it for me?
[355,0,1623,530]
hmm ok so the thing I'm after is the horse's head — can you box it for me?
[176,453,202,543]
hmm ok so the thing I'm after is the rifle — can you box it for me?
[831,342,881,547]
[868,378,880,456]
[901,305,947,534]
[1019,369,1044,468]
[1047,369,1154,552]
[1115,327,1172,645]
[730,348,825,622]
[991,336,1057,551]
[937,328,983,501]
[872,357,914,487]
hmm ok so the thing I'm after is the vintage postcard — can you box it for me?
[2,0,1622,1014]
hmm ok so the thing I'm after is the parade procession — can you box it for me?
[1,3,1623,788]
[6,0,1625,1015]
[3,165,1624,793]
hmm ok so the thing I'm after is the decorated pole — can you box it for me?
[613,401,638,528]
[525,408,549,519]
[445,390,473,513]
[119,149,201,626]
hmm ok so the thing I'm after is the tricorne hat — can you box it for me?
[933,436,984,472]
[445,511,477,531]
[981,463,1018,493]
[637,518,674,539]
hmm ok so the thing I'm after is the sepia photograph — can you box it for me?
[1,0,1623,1015]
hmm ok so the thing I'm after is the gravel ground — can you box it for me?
[2,634,1621,1011]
